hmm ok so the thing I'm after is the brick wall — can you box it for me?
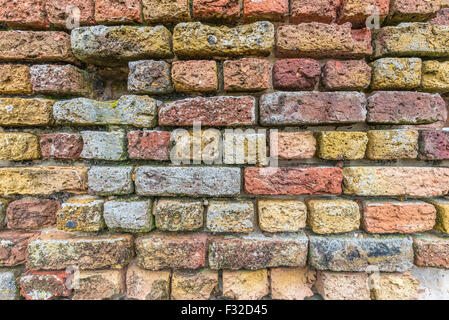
[0,0,449,300]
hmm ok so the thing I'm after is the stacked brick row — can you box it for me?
[1,0,449,300]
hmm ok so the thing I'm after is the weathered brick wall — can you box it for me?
[0,0,449,300]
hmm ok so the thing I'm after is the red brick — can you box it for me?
[40,133,84,160]
[0,0,49,29]
[223,58,270,92]
[30,65,92,97]
[19,271,71,300]
[338,0,390,27]
[6,199,60,230]
[172,60,218,92]
[431,8,449,25]
[94,0,142,24]
[136,232,207,270]
[127,130,171,160]
[244,167,343,195]
[419,130,449,160]
[322,60,371,90]
[276,23,372,59]
[159,96,256,127]
[414,234,449,269]
[362,201,436,234]
[272,59,321,91]
[0,230,39,266]
[46,0,95,28]
[193,0,240,21]
[290,0,340,23]
[367,92,447,125]
[243,0,288,21]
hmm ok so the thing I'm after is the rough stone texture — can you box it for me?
[362,200,436,234]
[71,25,172,66]
[172,269,219,300]
[270,131,316,160]
[172,60,218,92]
[290,0,340,23]
[343,167,449,197]
[0,199,6,228]
[0,270,19,300]
[154,199,204,231]
[258,200,307,232]
[136,232,207,270]
[73,270,123,300]
[126,263,170,300]
[373,23,449,58]
[88,166,134,196]
[173,21,274,58]
[316,131,368,160]
[172,129,221,163]
[159,96,256,127]
[54,95,158,127]
[276,23,372,58]
[411,266,449,300]
[0,230,39,266]
[366,91,447,125]
[128,60,173,94]
[413,233,449,268]
[208,233,309,270]
[206,201,254,233]
[222,269,269,300]
[245,167,343,195]
[135,166,241,197]
[421,60,449,92]
[0,166,88,196]
[19,271,71,300]
[338,0,390,26]
[142,0,190,23]
[94,0,142,25]
[419,130,449,160]
[223,58,270,91]
[45,0,95,28]
[314,271,370,300]
[192,0,240,21]
[27,230,133,270]
[270,267,316,300]
[6,199,60,230]
[366,130,419,160]
[243,0,288,21]
[80,131,127,161]
[388,0,441,23]
[222,131,267,165]
[0,0,49,29]
[371,58,422,90]
[40,133,83,160]
[307,199,360,234]
[0,64,32,95]
[127,130,171,160]
[322,60,371,90]
[371,272,419,300]
[0,133,40,161]
[260,92,366,126]
[309,233,414,272]
[104,199,154,233]
[0,98,53,127]
[430,8,449,25]
[56,197,105,232]
[272,59,321,91]
[0,31,76,63]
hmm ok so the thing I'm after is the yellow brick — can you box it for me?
[306,199,360,234]
[0,133,40,160]
[0,166,88,196]
[0,98,54,126]
[371,58,422,90]
[422,60,449,92]
[0,64,32,94]
[427,199,449,234]
[172,129,220,163]
[222,269,268,300]
[316,131,368,160]
[371,272,418,300]
[258,200,307,232]
[57,197,105,232]
[366,130,418,160]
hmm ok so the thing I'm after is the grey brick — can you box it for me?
[104,199,154,233]
[88,166,134,196]
[80,131,127,161]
